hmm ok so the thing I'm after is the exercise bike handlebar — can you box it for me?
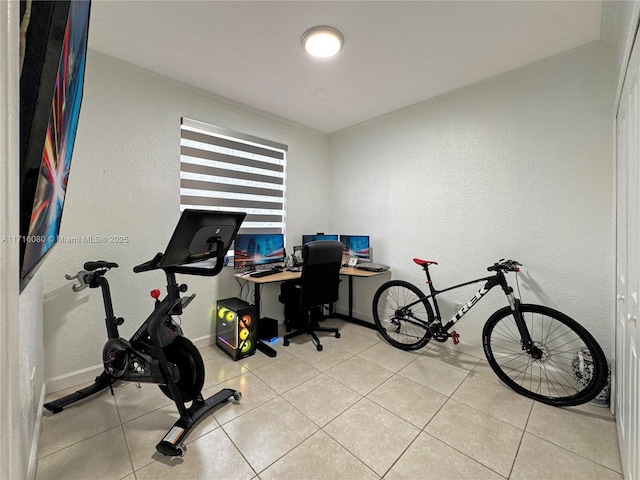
[133,252,164,273]
[64,271,91,292]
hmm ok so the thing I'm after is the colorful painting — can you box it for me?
[21,0,91,285]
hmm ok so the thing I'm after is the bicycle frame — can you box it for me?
[427,272,515,329]
[400,265,537,352]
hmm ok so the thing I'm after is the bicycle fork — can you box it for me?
[507,296,543,359]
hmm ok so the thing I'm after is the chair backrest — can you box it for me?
[299,240,343,309]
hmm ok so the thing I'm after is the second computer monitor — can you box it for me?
[340,235,370,260]
[234,233,285,269]
[302,234,339,245]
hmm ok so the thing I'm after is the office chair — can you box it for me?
[279,240,343,351]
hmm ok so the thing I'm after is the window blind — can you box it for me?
[180,118,287,235]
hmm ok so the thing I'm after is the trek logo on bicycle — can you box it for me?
[454,286,489,321]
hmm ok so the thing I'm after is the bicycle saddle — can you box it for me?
[413,258,438,266]
[84,260,119,271]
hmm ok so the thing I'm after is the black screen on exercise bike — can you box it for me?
[159,209,245,274]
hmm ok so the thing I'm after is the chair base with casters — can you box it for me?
[282,306,341,351]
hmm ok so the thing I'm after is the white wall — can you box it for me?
[42,51,331,386]
[330,42,617,359]
[44,41,618,383]
[1,1,45,478]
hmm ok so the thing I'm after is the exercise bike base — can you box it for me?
[43,371,115,414]
[156,387,241,456]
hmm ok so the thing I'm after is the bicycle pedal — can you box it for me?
[450,331,460,345]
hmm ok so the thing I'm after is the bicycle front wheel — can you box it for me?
[373,280,433,350]
[483,304,607,407]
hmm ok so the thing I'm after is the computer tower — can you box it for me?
[216,298,257,360]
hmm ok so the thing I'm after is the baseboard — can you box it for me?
[190,334,215,349]
[334,307,376,328]
[45,363,104,395]
[27,384,46,480]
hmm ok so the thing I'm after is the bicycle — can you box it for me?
[372,258,607,407]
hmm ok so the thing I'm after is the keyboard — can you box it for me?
[249,269,280,278]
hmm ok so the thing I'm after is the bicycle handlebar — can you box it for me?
[487,259,521,272]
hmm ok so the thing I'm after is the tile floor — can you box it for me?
[36,319,623,480]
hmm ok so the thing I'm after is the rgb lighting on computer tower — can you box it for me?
[215,298,257,360]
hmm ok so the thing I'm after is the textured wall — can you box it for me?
[44,42,617,384]
[42,51,330,384]
[330,43,617,359]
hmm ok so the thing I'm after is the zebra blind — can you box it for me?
[180,118,287,235]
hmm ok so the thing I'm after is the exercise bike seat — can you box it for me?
[84,260,119,271]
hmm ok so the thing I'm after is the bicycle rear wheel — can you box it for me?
[373,280,433,350]
[483,304,607,407]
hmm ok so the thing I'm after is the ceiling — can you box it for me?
[87,1,603,134]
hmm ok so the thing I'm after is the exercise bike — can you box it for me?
[43,210,246,456]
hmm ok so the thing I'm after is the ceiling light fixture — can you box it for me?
[302,25,344,58]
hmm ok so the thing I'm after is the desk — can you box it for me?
[234,267,388,334]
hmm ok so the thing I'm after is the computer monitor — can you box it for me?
[340,235,371,260]
[302,234,339,245]
[234,233,285,269]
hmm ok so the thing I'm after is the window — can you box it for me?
[180,118,287,236]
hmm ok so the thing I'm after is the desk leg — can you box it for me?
[251,283,277,357]
[335,275,376,330]
[348,275,354,319]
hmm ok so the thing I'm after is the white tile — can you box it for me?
[324,398,420,476]
[252,354,320,394]
[36,427,132,480]
[259,430,378,480]
[357,340,422,373]
[222,396,318,473]
[210,372,278,425]
[290,341,354,372]
[425,399,523,477]
[113,381,172,424]
[420,343,482,371]
[282,374,362,427]
[367,375,447,428]
[398,355,469,396]
[511,433,623,480]
[325,356,394,395]
[335,329,380,354]
[386,432,504,480]
[526,402,622,473]
[201,351,250,390]
[452,374,533,429]
[39,384,121,458]
[37,314,624,480]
